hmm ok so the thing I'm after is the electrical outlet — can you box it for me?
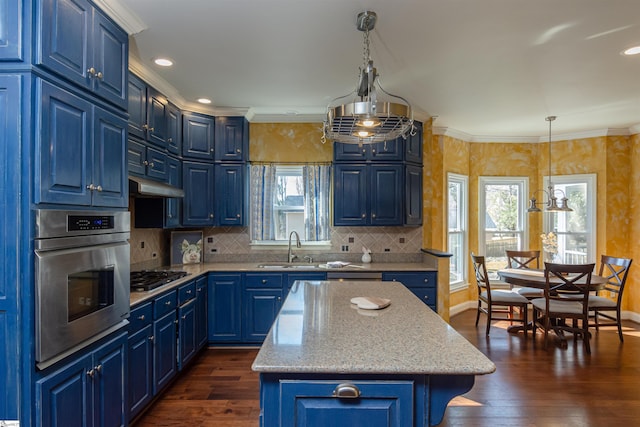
[140,241,145,249]
[384,248,390,252]
[348,237,354,243]
[399,237,405,243]
[152,252,157,258]
[210,248,217,253]
[207,237,214,243]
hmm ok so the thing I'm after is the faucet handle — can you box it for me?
[304,255,313,263]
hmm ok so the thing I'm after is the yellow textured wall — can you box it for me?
[628,134,640,314]
[249,123,332,162]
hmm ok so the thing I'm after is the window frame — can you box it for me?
[447,173,468,291]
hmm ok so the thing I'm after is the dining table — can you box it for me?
[496,268,607,338]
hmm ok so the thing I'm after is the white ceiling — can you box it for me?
[104,0,640,140]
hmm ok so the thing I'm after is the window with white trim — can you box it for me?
[447,173,468,290]
[479,177,529,276]
[543,174,596,264]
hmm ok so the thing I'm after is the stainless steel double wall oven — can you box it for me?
[34,210,131,368]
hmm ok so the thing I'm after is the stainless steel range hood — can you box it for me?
[129,176,184,198]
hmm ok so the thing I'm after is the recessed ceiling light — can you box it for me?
[622,45,640,55]
[154,57,173,67]
[197,98,212,104]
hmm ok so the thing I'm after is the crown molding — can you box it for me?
[92,0,147,35]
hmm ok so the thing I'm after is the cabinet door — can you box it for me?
[38,0,92,91]
[243,289,282,342]
[91,10,128,108]
[370,164,403,226]
[166,102,182,155]
[382,272,437,310]
[128,325,153,419]
[127,137,146,177]
[369,139,403,161]
[333,164,368,226]
[92,332,127,427]
[178,299,197,370]
[36,80,93,205]
[145,145,169,182]
[127,73,147,139]
[182,161,215,226]
[195,276,208,349]
[405,164,423,226]
[280,380,414,427]
[153,310,177,394]
[182,112,215,160]
[146,86,167,147]
[36,353,93,427]
[215,163,245,226]
[92,106,128,207]
[165,155,182,228]
[405,121,423,164]
[214,116,246,161]
[0,0,22,60]
[333,142,367,161]
[208,274,242,342]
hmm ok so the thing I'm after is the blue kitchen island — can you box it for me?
[252,280,495,426]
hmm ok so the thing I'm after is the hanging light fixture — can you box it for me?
[321,11,414,145]
[527,116,573,213]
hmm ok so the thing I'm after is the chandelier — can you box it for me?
[322,11,414,145]
[527,116,573,212]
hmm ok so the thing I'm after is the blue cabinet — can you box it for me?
[153,291,178,394]
[334,164,403,226]
[36,331,127,427]
[36,79,127,207]
[215,163,246,226]
[182,160,216,226]
[177,281,197,370]
[128,302,153,420]
[279,380,414,427]
[0,0,22,61]
[127,73,171,148]
[208,274,243,342]
[182,112,215,160]
[166,102,182,155]
[405,164,423,226]
[128,138,169,182]
[383,272,437,311]
[334,139,403,161]
[214,116,247,161]
[38,0,128,109]
[405,121,423,164]
[165,155,182,227]
[195,276,209,350]
[243,274,284,342]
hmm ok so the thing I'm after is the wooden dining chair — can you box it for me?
[589,255,633,342]
[531,262,595,354]
[505,250,544,299]
[471,253,529,336]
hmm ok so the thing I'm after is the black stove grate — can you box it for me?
[130,270,188,292]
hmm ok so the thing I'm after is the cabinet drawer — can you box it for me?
[178,281,196,305]
[154,291,178,319]
[244,273,284,289]
[280,380,414,427]
[129,301,153,333]
[407,287,436,308]
[383,272,436,288]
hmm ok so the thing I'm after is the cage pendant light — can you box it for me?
[527,116,573,213]
[321,11,414,145]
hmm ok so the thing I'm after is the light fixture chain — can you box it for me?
[363,22,371,66]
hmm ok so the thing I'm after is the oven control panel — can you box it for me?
[68,215,115,231]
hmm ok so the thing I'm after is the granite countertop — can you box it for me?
[251,280,496,375]
[129,262,435,306]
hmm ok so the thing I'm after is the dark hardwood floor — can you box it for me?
[134,310,640,426]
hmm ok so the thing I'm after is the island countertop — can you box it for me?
[252,280,495,375]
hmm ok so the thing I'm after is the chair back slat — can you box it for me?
[506,250,540,269]
[544,262,595,307]
[598,255,632,300]
[471,252,490,293]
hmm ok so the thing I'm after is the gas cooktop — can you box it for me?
[130,270,189,292]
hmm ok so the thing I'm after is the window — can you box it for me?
[543,174,596,263]
[249,164,331,244]
[479,177,529,276]
[447,173,468,290]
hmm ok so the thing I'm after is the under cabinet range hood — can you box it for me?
[129,176,184,198]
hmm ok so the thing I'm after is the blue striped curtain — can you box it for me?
[250,164,277,240]
[302,164,331,241]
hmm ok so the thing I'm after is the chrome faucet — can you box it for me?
[288,231,301,263]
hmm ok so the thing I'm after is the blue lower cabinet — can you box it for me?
[195,276,209,349]
[36,330,127,427]
[208,274,243,342]
[242,289,283,342]
[153,309,177,394]
[382,272,437,311]
[277,380,415,427]
[128,324,153,419]
[178,299,197,370]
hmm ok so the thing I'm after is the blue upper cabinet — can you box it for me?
[333,164,368,226]
[182,112,215,160]
[37,0,128,109]
[215,163,245,226]
[0,0,23,61]
[128,73,171,149]
[369,164,403,226]
[405,121,423,164]
[35,79,127,207]
[182,160,215,226]
[166,102,182,155]
[334,139,403,162]
[214,117,247,161]
[128,73,147,138]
